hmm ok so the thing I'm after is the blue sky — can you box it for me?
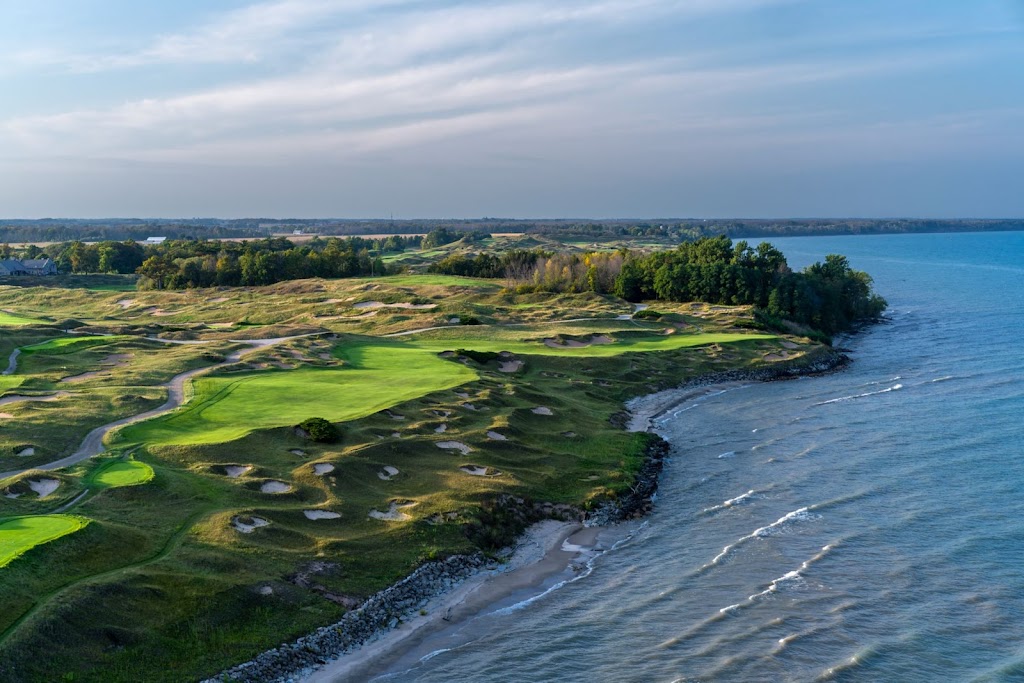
[1,0,1022,218]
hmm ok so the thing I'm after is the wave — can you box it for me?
[717,450,736,459]
[703,489,758,514]
[814,384,902,406]
[703,507,816,569]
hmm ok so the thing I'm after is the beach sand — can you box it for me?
[302,520,605,682]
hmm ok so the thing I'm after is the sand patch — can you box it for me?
[544,335,612,349]
[460,465,501,477]
[454,391,469,398]
[780,341,801,350]
[232,516,270,533]
[17,447,36,457]
[385,410,405,421]
[224,465,252,478]
[0,393,69,408]
[260,480,291,494]
[763,353,786,361]
[499,360,524,373]
[143,307,179,317]
[486,431,508,441]
[0,413,13,419]
[210,297,230,303]
[591,335,613,344]
[290,449,306,456]
[29,479,60,498]
[562,431,577,438]
[435,423,448,433]
[115,299,135,309]
[461,403,477,411]
[432,409,452,418]
[377,466,400,481]
[313,463,335,476]
[60,354,132,383]
[439,351,456,358]
[369,500,417,521]
[532,406,553,416]
[304,510,341,520]
[5,492,21,499]
[437,441,473,455]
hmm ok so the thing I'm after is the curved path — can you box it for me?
[2,349,19,376]
[0,334,324,480]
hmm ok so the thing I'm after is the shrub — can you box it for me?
[632,309,663,320]
[455,349,499,364]
[296,418,340,443]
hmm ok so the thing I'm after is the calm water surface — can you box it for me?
[379,232,1024,682]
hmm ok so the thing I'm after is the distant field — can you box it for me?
[0,515,89,568]
[119,343,478,446]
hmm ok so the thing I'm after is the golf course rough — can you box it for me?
[0,515,89,568]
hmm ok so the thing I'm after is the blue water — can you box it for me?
[379,232,1024,682]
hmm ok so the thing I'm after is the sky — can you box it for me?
[1,0,1023,219]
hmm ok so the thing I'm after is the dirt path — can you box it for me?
[2,349,19,376]
[0,334,324,480]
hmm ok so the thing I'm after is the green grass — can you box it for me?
[119,344,478,446]
[0,516,89,568]
[20,336,130,355]
[0,376,24,393]
[87,459,154,489]
[365,274,503,288]
[0,312,41,326]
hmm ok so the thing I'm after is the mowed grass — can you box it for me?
[0,515,89,568]
[119,344,478,446]
[21,335,130,354]
[87,459,154,489]
[0,312,41,326]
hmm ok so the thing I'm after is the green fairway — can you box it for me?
[0,312,40,326]
[0,376,24,393]
[402,329,776,357]
[120,344,478,446]
[0,515,89,568]
[88,459,154,488]
[21,335,129,354]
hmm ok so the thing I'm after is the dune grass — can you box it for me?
[119,344,478,446]
[0,312,40,327]
[0,515,89,568]
[87,459,154,489]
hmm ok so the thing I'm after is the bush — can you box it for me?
[296,418,340,443]
[455,349,499,364]
[632,309,663,320]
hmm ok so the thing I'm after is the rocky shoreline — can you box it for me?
[205,347,850,683]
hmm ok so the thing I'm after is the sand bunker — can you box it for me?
[352,301,437,310]
[461,403,477,411]
[532,406,553,416]
[433,409,452,417]
[224,465,252,478]
[260,480,291,494]
[60,354,132,383]
[29,479,60,498]
[385,410,405,421]
[543,335,613,349]
[313,463,335,476]
[0,413,13,419]
[115,299,135,309]
[304,510,341,520]
[435,423,448,433]
[368,500,417,521]
[290,449,306,456]
[437,441,473,455]
[460,465,501,477]
[499,360,524,373]
[0,393,68,408]
[5,492,21,499]
[763,353,789,361]
[377,466,400,481]
[17,447,36,457]
[232,516,270,533]
[486,431,508,441]
[780,341,801,350]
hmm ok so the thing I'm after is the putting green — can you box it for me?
[120,344,478,446]
[21,336,129,354]
[88,459,154,488]
[0,311,40,326]
[0,515,89,568]
[402,330,777,357]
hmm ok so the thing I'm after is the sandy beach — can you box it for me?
[302,520,607,683]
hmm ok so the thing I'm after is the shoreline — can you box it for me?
[207,347,851,683]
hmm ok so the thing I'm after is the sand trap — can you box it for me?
[313,463,335,476]
[368,500,417,522]
[29,479,60,498]
[0,413,13,419]
[290,449,306,456]
[562,431,577,437]
[353,301,437,310]
[115,299,135,309]
[385,410,405,421]
[454,391,469,398]
[224,465,252,478]
[780,341,801,350]
[0,393,68,408]
[486,431,508,441]
[433,410,452,417]
[60,354,132,383]
[260,480,291,494]
[437,441,473,455]
[5,492,21,499]
[544,335,612,349]
[462,403,477,411]
[232,516,270,533]
[460,465,501,477]
[377,466,400,481]
[304,510,341,520]
[435,423,448,433]
[17,447,36,457]
[763,353,786,361]
[591,335,613,344]
[532,406,553,416]
[499,360,524,373]
[439,351,456,358]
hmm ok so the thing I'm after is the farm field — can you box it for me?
[0,272,823,682]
